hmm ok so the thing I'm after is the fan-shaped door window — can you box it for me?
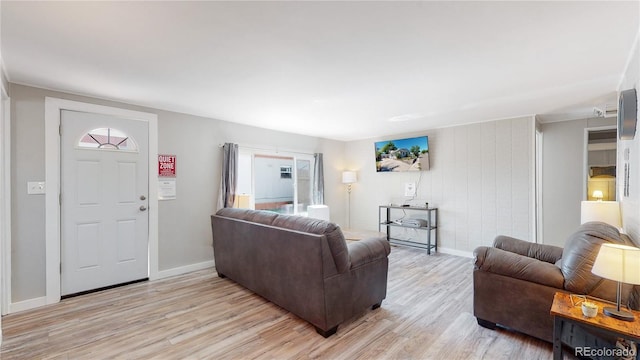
[78,128,138,151]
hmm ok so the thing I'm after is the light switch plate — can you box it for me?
[27,181,46,195]
[404,182,416,197]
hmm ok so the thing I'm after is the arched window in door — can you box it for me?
[77,128,138,151]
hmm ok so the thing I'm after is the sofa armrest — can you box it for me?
[348,238,391,269]
[474,246,564,288]
[493,235,563,264]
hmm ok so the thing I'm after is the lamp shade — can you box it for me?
[580,201,621,228]
[592,190,604,200]
[592,243,640,285]
[342,171,357,184]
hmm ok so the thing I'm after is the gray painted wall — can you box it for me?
[344,116,535,253]
[11,76,631,305]
[540,117,616,247]
[10,83,345,302]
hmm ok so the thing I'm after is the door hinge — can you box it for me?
[59,193,62,205]
[60,263,62,274]
[59,124,62,136]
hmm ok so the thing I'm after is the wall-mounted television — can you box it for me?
[375,136,429,172]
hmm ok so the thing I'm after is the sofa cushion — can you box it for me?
[493,235,563,264]
[561,221,626,294]
[474,246,565,288]
[271,215,350,273]
[217,208,280,225]
[348,238,391,269]
[216,208,350,273]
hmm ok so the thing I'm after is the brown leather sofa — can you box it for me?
[473,222,640,342]
[211,208,391,337]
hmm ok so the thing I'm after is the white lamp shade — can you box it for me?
[580,201,621,228]
[592,243,640,285]
[592,190,604,200]
[342,171,357,184]
[307,205,330,221]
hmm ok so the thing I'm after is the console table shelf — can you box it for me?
[378,205,438,254]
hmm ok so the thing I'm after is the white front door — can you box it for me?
[61,110,149,296]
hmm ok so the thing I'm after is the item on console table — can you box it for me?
[378,205,437,254]
[581,301,598,318]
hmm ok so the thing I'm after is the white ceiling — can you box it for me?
[2,1,639,141]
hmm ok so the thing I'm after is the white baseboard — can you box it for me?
[155,260,215,280]
[438,247,474,258]
[9,296,47,314]
[8,260,215,314]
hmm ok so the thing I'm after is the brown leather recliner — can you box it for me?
[211,208,391,337]
[473,222,640,342]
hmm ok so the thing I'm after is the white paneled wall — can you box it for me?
[345,116,535,254]
[618,33,640,244]
[480,122,497,250]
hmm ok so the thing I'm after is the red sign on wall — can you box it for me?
[158,154,176,177]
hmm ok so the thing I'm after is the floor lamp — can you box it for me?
[342,171,357,228]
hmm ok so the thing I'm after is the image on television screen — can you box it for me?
[375,136,429,172]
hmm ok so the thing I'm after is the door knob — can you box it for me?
[140,205,147,211]
[140,195,146,200]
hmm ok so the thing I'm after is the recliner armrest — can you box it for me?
[474,246,564,288]
[348,238,390,269]
[493,235,563,264]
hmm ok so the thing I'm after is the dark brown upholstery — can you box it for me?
[473,222,639,342]
[211,208,390,337]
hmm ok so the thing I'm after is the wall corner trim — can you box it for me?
[9,296,47,314]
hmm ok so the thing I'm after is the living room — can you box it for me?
[1,1,640,359]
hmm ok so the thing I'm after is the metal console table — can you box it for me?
[378,205,438,254]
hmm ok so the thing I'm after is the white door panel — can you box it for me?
[117,162,137,203]
[76,160,100,205]
[116,219,136,262]
[61,110,149,296]
[76,222,100,269]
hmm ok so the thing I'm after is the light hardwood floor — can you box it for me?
[1,246,559,359]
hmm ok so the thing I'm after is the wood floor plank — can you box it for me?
[0,246,564,359]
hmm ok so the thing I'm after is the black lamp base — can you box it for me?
[603,307,635,322]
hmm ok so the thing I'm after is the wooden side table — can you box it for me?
[550,292,640,360]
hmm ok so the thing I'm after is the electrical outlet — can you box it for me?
[404,182,416,197]
[27,181,46,195]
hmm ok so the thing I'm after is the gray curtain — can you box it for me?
[217,143,238,210]
[312,153,325,205]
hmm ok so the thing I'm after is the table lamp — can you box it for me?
[591,243,640,321]
[592,190,603,201]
